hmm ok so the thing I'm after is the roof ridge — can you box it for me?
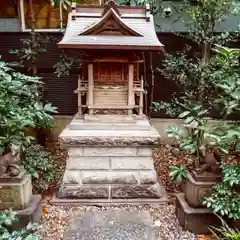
[78,8,143,37]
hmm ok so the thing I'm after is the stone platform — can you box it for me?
[175,193,220,234]
[0,173,42,229]
[63,210,155,240]
[0,173,32,210]
[13,195,42,229]
[55,114,167,203]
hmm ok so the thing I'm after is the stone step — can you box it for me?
[66,156,154,170]
[70,116,151,130]
[83,114,142,123]
[68,146,152,157]
[63,210,155,240]
[63,170,157,186]
[69,122,150,130]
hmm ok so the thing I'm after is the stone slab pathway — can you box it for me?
[63,210,155,240]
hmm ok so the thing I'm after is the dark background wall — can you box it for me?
[0,32,239,118]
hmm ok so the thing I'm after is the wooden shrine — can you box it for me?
[54,0,167,204]
[75,55,144,116]
[58,0,163,118]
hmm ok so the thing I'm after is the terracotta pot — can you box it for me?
[184,170,221,208]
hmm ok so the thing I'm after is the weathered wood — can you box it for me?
[88,64,94,115]
[139,75,144,115]
[77,77,82,115]
[128,64,134,115]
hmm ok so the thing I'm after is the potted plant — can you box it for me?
[0,209,40,237]
[210,215,240,239]
[167,102,223,207]
[203,46,240,228]
[0,57,56,177]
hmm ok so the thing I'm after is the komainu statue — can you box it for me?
[0,152,21,177]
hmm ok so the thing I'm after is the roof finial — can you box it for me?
[145,3,150,22]
[72,0,76,21]
[72,0,76,11]
[103,0,120,16]
[105,0,118,7]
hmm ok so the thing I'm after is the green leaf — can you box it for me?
[185,116,195,124]
[178,111,191,118]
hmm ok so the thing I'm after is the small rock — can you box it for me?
[154,220,162,227]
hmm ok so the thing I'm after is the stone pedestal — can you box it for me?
[176,193,220,234]
[0,173,32,210]
[0,173,42,228]
[185,171,221,208]
[55,114,167,203]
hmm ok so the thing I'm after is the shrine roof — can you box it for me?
[58,1,164,51]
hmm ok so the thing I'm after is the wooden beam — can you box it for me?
[77,76,82,115]
[128,64,134,115]
[139,75,144,115]
[88,64,94,115]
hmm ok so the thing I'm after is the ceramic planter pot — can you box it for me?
[184,171,222,208]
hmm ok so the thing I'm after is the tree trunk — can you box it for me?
[29,0,47,147]
[29,0,37,76]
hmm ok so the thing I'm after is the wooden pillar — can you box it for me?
[77,76,82,115]
[128,64,134,115]
[139,75,144,115]
[88,64,94,115]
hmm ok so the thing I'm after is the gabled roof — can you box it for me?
[58,0,164,51]
[79,8,142,37]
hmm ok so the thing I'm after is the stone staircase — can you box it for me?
[69,114,151,130]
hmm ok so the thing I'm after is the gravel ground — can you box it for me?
[153,145,194,193]
[36,204,197,240]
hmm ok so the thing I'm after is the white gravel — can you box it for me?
[36,204,196,240]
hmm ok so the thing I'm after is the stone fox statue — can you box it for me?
[198,148,222,174]
[0,152,21,177]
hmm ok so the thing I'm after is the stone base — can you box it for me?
[57,183,167,200]
[52,194,168,205]
[185,171,221,208]
[175,193,221,234]
[0,174,32,210]
[70,114,151,130]
[4,195,42,230]
[56,114,167,202]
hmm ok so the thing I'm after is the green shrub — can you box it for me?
[203,47,240,221]
[203,164,240,220]
[169,164,188,184]
[210,215,240,240]
[0,209,40,240]
[22,144,57,193]
[0,57,56,155]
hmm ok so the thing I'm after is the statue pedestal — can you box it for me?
[0,173,42,228]
[0,173,32,210]
[175,193,221,234]
[55,115,168,204]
